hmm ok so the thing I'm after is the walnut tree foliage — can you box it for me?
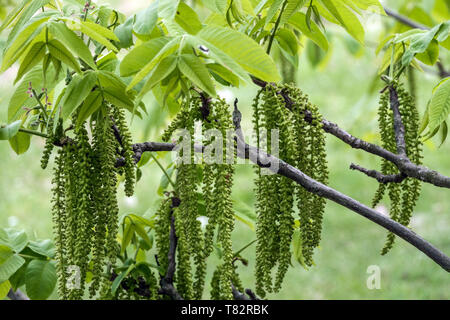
[0,0,449,300]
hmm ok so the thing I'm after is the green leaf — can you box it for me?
[114,16,134,49]
[319,0,365,44]
[265,0,284,26]
[0,121,22,140]
[275,28,298,56]
[76,20,118,52]
[27,240,55,259]
[415,39,440,66]
[25,260,56,300]
[280,0,308,25]
[175,2,202,35]
[60,71,98,121]
[138,55,178,99]
[207,63,240,87]
[0,280,11,299]
[288,12,328,51]
[120,37,172,77]
[4,0,50,44]
[47,39,82,74]
[14,41,47,85]
[196,26,280,82]
[126,38,179,91]
[128,214,155,228]
[75,89,103,130]
[133,223,152,248]
[0,246,25,283]
[0,228,28,253]
[133,2,158,36]
[292,229,307,268]
[158,0,180,20]
[157,166,174,196]
[111,264,134,295]
[428,77,450,133]
[233,213,255,230]
[0,16,48,72]
[97,71,137,113]
[47,21,96,70]
[121,220,134,254]
[9,132,31,155]
[178,54,216,97]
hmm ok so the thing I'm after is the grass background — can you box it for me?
[0,0,449,299]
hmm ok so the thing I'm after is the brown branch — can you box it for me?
[158,197,183,300]
[350,163,407,184]
[251,77,450,188]
[389,85,407,157]
[7,289,29,300]
[232,103,450,272]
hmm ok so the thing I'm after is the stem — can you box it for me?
[234,239,257,257]
[18,128,49,138]
[149,153,176,190]
[266,0,288,55]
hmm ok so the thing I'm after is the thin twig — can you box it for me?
[158,198,183,300]
[350,163,407,184]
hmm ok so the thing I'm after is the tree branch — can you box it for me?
[251,77,450,188]
[7,289,29,300]
[350,163,407,184]
[158,197,183,300]
[231,284,259,300]
[389,85,407,157]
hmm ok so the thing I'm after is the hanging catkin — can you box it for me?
[372,81,422,254]
[252,84,328,298]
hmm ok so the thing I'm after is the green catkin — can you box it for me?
[373,82,422,254]
[52,149,68,299]
[253,84,328,297]
[41,118,55,169]
[112,106,135,197]
[161,95,236,300]
[44,104,128,299]
[154,198,172,274]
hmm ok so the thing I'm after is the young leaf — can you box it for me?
[126,38,179,91]
[77,20,119,52]
[196,26,281,82]
[158,0,180,20]
[60,71,98,121]
[0,121,22,140]
[0,280,11,300]
[120,37,172,77]
[25,260,56,300]
[275,28,299,56]
[75,89,103,130]
[14,41,46,84]
[207,63,240,87]
[288,12,328,51]
[47,39,82,74]
[9,132,31,155]
[415,39,440,66]
[133,2,158,37]
[175,2,202,35]
[138,55,178,99]
[319,0,365,44]
[0,228,28,253]
[428,77,450,133]
[0,246,25,283]
[0,17,48,72]
[47,21,96,70]
[178,54,216,97]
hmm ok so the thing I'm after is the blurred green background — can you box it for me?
[0,0,449,299]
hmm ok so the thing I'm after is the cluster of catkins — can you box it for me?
[373,81,422,254]
[156,96,238,300]
[252,84,328,297]
[41,105,135,300]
